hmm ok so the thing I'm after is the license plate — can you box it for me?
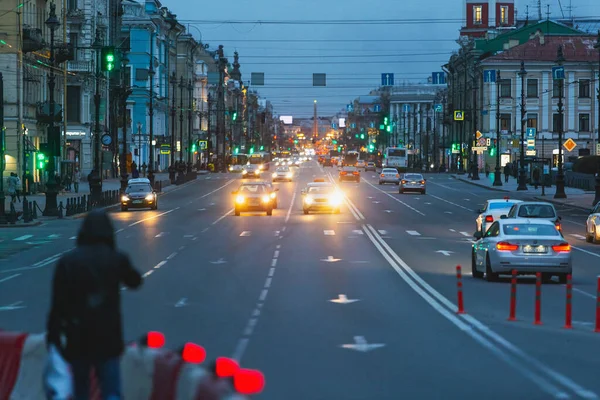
[410,181,416,184]
[523,245,547,253]
[133,200,143,204]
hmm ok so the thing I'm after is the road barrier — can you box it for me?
[534,272,543,325]
[508,269,517,321]
[595,276,600,333]
[64,190,120,217]
[455,265,465,314]
[0,329,262,399]
[564,274,573,329]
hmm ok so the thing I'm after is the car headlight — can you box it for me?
[272,173,277,178]
[287,173,293,178]
[330,192,343,205]
[270,192,277,199]
[145,194,154,201]
[242,170,247,174]
[304,196,314,205]
[262,195,271,203]
[229,166,233,171]
[236,195,245,204]
[121,195,129,202]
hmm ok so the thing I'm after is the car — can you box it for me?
[379,168,400,185]
[502,202,562,233]
[229,165,244,173]
[476,198,523,233]
[261,181,279,209]
[472,219,572,283]
[339,166,360,182]
[241,165,261,179]
[323,158,333,167]
[365,162,377,172]
[301,181,343,214]
[121,178,157,211]
[272,166,294,182]
[586,201,600,243]
[399,173,426,194]
[232,182,277,216]
[356,160,366,169]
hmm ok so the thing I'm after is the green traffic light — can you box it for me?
[386,126,391,133]
[249,147,254,154]
[232,112,237,121]
[234,147,239,154]
[360,134,365,139]
[260,146,264,150]
[36,153,45,161]
[384,117,389,125]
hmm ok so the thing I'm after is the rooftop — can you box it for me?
[484,35,598,63]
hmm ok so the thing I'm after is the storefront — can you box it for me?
[65,129,92,175]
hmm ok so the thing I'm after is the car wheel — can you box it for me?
[586,230,593,243]
[485,255,498,282]
[395,182,400,185]
[234,209,241,216]
[121,206,128,212]
[379,181,383,185]
[399,189,404,194]
[542,273,553,284]
[594,226,599,244]
[472,251,483,279]
[266,208,273,216]
[153,203,158,210]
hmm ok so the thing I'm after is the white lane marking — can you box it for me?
[425,202,432,205]
[195,179,235,200]
[175,298,188,308]
[116,228,125,234]
[460,232,470,237]
[1,250,72,273]
[212,209,233,225]
[142,270,153,278]
[330,294,359,304]
[361,223,592,399]
[271,259,277,267]
[0,301,26,311]
[406,230,420,236]
[337,221,353,224]
[268,267,275,277]
[259,289,268,301]
[324,230,335,235]
[264,277,272,288]
[184,234,195,238]
[240,231,251,237]
[352,229,364,235]
[232,338,250,361]
[281,226,287,232]
[276,244,281,249]
[285,184,298,223]
[243,318,258,336]
[574,288,596,299]
[47,234,60,239]
[340,336,385,352]
[154,261,167,269]
[464,198,470,201]
[155,232,166,238]
[0,274,21,284]
[166,252,177,260]
[252,308,261,317]
[429,194,474,212]
[571,234,586,240]
[378,230,388,235]
[274,250,280,258]
[572,246,600,258]
[201,228,209,233]
[449,229,456,232]
[274,230,280,236]
[445,211,453,214]
[129,208,179,227]
[70,236,77,240]
[362,179,426,216]
[13,235,33,241]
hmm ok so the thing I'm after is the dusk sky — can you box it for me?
[167,0,598,119]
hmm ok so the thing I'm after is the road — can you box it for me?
[2,163,600,399]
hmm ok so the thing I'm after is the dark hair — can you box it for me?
[76,210,115,249]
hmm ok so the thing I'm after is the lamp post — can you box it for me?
[0,73,5,223]
[177,75,185,181]
[136,122,142,165]
[471,62,480,180]
[147,32,155,186]
[42,2,60,216]
[554,45,567,199]
[89,28,103,204]
[517,61,528,191]
[594,30,600,206]
[169,71,176,183]
[493,70,503,186]
[187,78,193,170]
[119,54,130,193]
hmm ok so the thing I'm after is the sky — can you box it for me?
[167,0,598,119]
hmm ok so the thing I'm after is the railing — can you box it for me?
[550,171,597,191]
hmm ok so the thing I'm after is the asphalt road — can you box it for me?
[2,163,600,399]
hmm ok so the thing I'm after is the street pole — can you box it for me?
[493,70,503,186]
[187,79,193,170]
[43,3,60,216]
[517,61,528,191]
[178,75,184,165]
[207,93,212,167]
[169,71,176,182]
[89,29,102,204]
[471,63,480,180]
[120,54,130,193]
[137,122,142,165]
[594,30,600,206]
[0,72,6,223]
[555,45,567,199]
[541,136,546,196]
[147,31,155,186]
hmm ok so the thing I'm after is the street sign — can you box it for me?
[373,104,381,112]
[431,72,445,85]
[563,138,577,152]
[199,140,207,150]
[526,127,536,139]
[483,70,497,83]
[346,104,354,112]
[160,144,171,155]
[434,104,443,112]
[313,73,326,87]
[476,130,482,139]
[403,104,410,113]
[526,150,537,156]
[527,139,535,150]
[512,140,519,148]
[552,66,565,80]
[250,72,264,86]
[477,137,487,146]
[454,110,464,121]
[472,146,488,152]
[597,143,600,155]
[381,73,394,86]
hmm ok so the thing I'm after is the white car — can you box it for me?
[586,201,600,243]
[272,166,294,182]
[476,198,522,233]
[379,168,400,185]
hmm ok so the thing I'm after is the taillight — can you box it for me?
[420,180,425,184]
[401,180,407,184]
[341,171,347,175]
[552,243,571,252]
[381,174,385,177]
[496,242,519,251]
[353,171,359,175]
[485,215,494,223]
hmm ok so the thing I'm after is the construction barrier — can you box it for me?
[564,274,573,329]
[508,269,517,321]
[455,265,465,314]
[0,330,261,399]
[534,272,543,325]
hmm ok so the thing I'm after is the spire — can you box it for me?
[230,51,242,81]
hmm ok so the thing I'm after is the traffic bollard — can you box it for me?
[564,274,572,329]
[595,276,600,332]
[508,269,517,321]
[456,265,465,314]
[534,272,542,325]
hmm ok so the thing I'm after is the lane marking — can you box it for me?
[406,230,421,236]
[155,232,166,238]
[259,289,268,301]
[268,267,275,277]
[0,274,21,284]
[70,236,77,240]
[232,338,249,361]
[324,230,335,235]
[460,232,470,237]
[429,194,474,212]
[276,244,281,249]
[129,208,179,227]
[252,308,261,317]
[362,179,426,216]
[285,184,298,223]
[378,230,388,235]
[572,246,600,258]
[154,261,167,269]
[570,234,586,240]
[274,250,280,258]
[13,235,33,241]
[240,231,251,237]
[212,209,233,225]
[142,270,154,278]
[449,229,456,232]
[282,226,287,232]
[574,288,596,299]
[271,259,278,267]
[264,277,272,288]
[166,252,177,260]
[243,318,258,336]
[352,229,364,235]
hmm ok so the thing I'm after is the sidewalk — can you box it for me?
[451,172,597,211]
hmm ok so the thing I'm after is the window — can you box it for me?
[553,79,564,98]
[474,5,483,24]
[526,79,538,98]
[500,79,511,98]
[66,86,81,123]
[500,6,509,24]
[124,66,132,87]
[502,224,559,237]
[500,113,511,131]
[579,113,590,132]
[527,113,538,130]
[485,222,500,237]
[68,32,78,61]
[552,113,563,133]
[517,205,556,218]
[67,0,77,11]
[579,79,590,98]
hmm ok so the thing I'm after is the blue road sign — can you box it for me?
[369,122,375,128]
[432,72,446,85]
[351,123,356,128]
[483,70,497,83]
[373,104,381,112]
[526,128,536,139]
[381,73,394,86]
[332,123,337,129]
[403,104,410,113]
[552,66,565,80]
[346,104,354,112]
[434,104,443,112]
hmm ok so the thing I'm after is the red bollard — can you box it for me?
[595,276,600,333]
[564,274,572,329]
[508,269,517,321]
[534,272,542,325]
[456,265,465,314]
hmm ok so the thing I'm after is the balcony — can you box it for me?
[66,8,85,21]
[67,60,91,72]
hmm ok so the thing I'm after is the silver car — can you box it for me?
[586,201,600,243]
[272,166,294,182]
[472,219,572,283]
[379,168,400,185]
[502,201,562,233]
[399,173,426,194]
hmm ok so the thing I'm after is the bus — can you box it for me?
[343,151,359,167]
[384,147,408,170]
[248,151,272,171]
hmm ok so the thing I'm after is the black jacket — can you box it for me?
[46,210,142,361]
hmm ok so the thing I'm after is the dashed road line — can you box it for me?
[429,194,474,212]
[0,274,21,284]
[13,235,33,241]
[406,230,421,236]
[271,259,278,267]
[460,231,471,237]
[324,230,335,235]
[259,289,268,302]
[240,231,252,237]
[268,267,275,277]
[264,277,272,288]
[166,252,177,260]
[274,250,280,258]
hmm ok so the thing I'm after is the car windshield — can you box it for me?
[383,169,397,173]
[126,184,152,193]
[517,205,556,218]
[343,167,357,172]
[239,184,266,193]
[308,186,334,193]
[502,224,560,237]
[276,167,290,172]
[368,162,375,165]
[405,174,423,180]
[489,202,517,210]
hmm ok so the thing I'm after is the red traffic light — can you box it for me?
[181,343,206,364]
[233,368,265,395]
[215,357,239,377]
[147,331,165,348]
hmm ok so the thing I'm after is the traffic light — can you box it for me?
[191,143,197,153]
[451,143,460,153]
[249,147,254,154]
[234,147,239,154]
[489,146,496,157]
[232,112,237,121]
[332,140,337,144]
[101,46,116,72]
[36,147,48,170]
[360,133,365,140]
[260,145,264,151]
[384,116,389,125]
[294,140,298,144]
[368,144,375,152]
[354,134,359,139]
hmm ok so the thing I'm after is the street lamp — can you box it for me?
[119,53,130,193]
[177,75,185,182]
[594,30,600,206]
[187,78,193,170]
[89,29,103,205]
[169,71,177,183]
[517,61,528,191]
[493,70,503,186]
[147,33,155,186]
[42,2,60,216]
[554,45,567,199]
[471,62,480,181]
[136,122,142,165]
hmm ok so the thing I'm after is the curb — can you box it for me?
[0,220,43,228]
[532,196,592,211]
[450,175,510,193]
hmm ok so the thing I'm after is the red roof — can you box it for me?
[485,35,598,63]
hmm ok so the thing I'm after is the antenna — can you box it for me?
[525,5,529,23]
[557,0,565,19]
[537,0,542,20]
[546,4,551,20]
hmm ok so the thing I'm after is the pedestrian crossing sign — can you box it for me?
[454,111,464,121]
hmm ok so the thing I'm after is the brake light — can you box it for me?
[497,242,519,251]
[381,174,385,177]
[341,171,347,175]
[555,223,561,231]
[552,243,571,252]
[353,171,359,175]
[485,215,494,223]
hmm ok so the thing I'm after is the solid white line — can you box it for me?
[285,185,298,223]
[13,235,33,241]
[271,259,277,267]
[363,179,426,216]
[142,270,153,278]
[259,289,268,301]
[574,288,596,299]
[212,209,233,225]
[449,229,456,232]
[264,277,272,288]
[273,250,280,258]
[232,338,249,361]
[154,261,167,269]
[196,180,235,200]
[571,234,586,240]
[268,267,275,277]
[572,246,600,258]
[129,207,179,227]
[429,194,474,212]
[166,252,177,260]
[0,274,21,284]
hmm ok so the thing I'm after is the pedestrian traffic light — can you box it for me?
[234,147,239,154]
[36,151,48,169]
[489,146,496,157]
[101,46,116,72]
[260,145,264,151]
[360,133,365,140]
[384,116,389,125]
[249,147,254,154]
[232,112,237,121]
[354,134,359,139]
[191,143,197,153]
[368,144,375,152]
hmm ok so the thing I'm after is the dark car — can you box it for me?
[323,157,333,167]
[121,178,157,211]
[339,166,360,182]
[232,182,278,216]
[365,162,377,172]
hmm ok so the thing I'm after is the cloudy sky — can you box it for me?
[167,0,598,119]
